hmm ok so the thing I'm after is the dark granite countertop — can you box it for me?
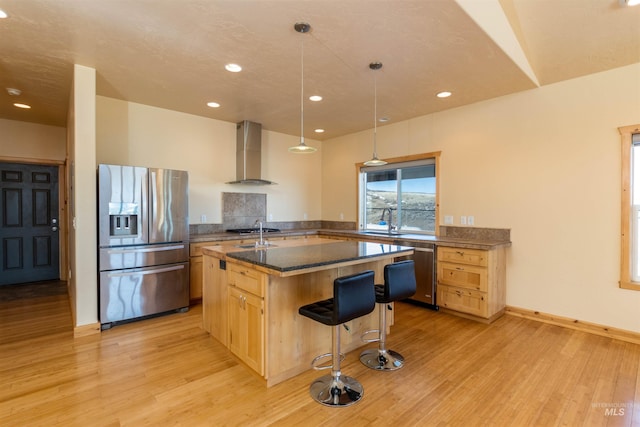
[191,228,510,250]
[226,240,413,273]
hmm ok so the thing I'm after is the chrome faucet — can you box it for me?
[380,208,396,234]
[254,219,266,247]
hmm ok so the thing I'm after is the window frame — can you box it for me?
[619,124,640,291]
[356,152,440,235]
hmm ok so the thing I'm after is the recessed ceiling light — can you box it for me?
[437,91,452,98]
[6,88,21,96]
[14,103,31,109]
[314,129,325,133]
[224,63,242,72]
[309,95,322,102]
[206,101,220,108]
[619,0,640,6]
[378,117,389,123]
[0,9,7,19]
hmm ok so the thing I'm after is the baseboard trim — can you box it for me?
[505,306,640,345]
[74,322,101,338]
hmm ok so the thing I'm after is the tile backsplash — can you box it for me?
[222,192,266,228]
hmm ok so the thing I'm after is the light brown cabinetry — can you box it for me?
[437,246,506,323]
[227,262,265,375]
[190,239,247,301]
[202,254,227,345]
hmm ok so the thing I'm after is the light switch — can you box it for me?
[460,216,467,225]
[468,216,475,226]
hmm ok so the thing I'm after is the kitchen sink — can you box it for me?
[235,243,278,249]
[359,231,404,237]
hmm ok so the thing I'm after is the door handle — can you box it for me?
[52,226,58,232]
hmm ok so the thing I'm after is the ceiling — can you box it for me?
[0,0,638,140]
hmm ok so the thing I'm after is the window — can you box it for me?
[619,124,640,290]
[358,153,439,235]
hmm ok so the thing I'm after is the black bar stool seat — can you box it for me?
[298,270,376,407]
[360,260,416,371]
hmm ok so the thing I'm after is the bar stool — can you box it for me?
[298,270,376,407]
[360,260,416,371]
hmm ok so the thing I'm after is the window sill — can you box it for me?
[620,281,640,291]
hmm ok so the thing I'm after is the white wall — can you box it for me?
[323,63,640,333]
[0,118,66,161]
[67,65,98,328]
[96,97,322,224]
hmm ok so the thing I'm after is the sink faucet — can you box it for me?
[254,219,266,247]
[380,208,396,234]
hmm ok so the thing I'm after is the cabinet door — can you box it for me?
[228,287,244,357]
[203,255,228,344]
[189,256,203,300]
[227,286,264,375]
[243,291,264,375]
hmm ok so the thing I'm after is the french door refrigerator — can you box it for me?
[98,164,189,329]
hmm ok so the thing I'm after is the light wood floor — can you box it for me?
[1,283,639,426]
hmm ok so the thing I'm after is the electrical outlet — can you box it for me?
[339,213,344,220]
[460,216,467,225]
[468,215,475,226]
[200,214,207,223]
[444,215,453,225]
[303,213,308,220]
[268,213,273,221]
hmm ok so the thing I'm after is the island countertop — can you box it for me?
[226,240,414,274]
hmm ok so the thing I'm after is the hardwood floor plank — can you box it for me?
[1,283,639,426]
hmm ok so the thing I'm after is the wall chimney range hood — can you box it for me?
[227,120,276,185]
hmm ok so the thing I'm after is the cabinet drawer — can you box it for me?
[437,285,487,318]
[437,262,487,291]
[228,262,265,297]
[438,247,488,267]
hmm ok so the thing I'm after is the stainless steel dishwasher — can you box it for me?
[394,240,438,310]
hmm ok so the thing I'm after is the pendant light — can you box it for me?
[363,62,386,166]
[289,22,317,153]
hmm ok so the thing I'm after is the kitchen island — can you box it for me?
[201,237,413,386]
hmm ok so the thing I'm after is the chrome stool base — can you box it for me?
[359,348,405,371]
[309,374,364,407]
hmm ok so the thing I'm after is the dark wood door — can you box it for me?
[0,163,60,285]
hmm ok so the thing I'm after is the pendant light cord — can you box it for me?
[373,70,377,156]
[300,37,304,144]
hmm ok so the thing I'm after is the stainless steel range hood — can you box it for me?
[226,120,276,185]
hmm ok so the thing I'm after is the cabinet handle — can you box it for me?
[456,251,464,256]
[455,290,462,296]
[455,267,465,271]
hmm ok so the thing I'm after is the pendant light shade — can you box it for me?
[289,22,317,154]
[363,62,386,166]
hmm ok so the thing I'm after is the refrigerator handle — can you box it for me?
[107,264,185,278]
[105,244,186,254]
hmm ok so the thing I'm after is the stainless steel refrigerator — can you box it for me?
[98,164,189,329]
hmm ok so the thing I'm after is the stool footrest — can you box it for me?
[361,329,380,343]
[311,352,345,371]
